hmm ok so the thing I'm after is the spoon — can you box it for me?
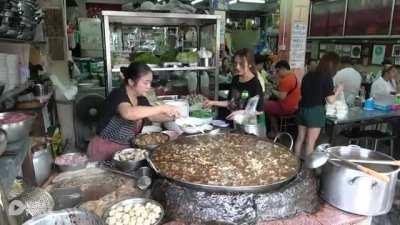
[329,158,400,166]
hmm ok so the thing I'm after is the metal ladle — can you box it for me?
[305,145,390,183]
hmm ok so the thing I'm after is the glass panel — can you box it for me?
[345,0,393,35]
[391,0,400,34]
[310,0,346,36]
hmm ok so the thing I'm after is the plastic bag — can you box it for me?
[233,95,260,125]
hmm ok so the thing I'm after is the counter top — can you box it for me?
[0,138,31,193]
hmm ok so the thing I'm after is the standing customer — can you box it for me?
[264,60,300,138]
[294,52,343,158]
[88,63,181,161]
[204,48,264,119]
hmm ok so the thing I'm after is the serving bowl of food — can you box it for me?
[112,148,148,172]
[103,198,164,225]
[55,153,88,172]
[134,132,169,150]
[0,112,36,143]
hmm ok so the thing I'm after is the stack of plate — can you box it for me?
[0,53,8,91]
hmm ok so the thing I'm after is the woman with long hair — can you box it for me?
[204,48,264,119]
[294,52,343,158]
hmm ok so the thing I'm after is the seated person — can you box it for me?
[204,48,264,120]
[371,65,397,98]
[265,60,300,138]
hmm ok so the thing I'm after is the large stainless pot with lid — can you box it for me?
[318,144,400,216]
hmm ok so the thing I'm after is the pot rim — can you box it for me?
[326,146,400,175]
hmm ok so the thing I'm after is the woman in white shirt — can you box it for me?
[370,65,397,98]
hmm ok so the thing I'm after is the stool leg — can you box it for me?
[374,139,378,151]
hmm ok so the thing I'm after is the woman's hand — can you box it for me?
[203,99,215,108]
[160,105,182,119]
[226,110,245,120]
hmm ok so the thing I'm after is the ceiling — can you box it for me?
[67,0,279,13]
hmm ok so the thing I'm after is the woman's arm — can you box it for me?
[118,103,179,121]
[326,84,344,104]
[203,100,229,108]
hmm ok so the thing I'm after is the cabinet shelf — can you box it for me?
[111,66,216,73]
[0,82,31,104]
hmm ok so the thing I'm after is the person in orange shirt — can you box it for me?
[264,60,300,138]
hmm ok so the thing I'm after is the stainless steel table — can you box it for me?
[326,108,400,158]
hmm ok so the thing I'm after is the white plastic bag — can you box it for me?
[233,95,260,125]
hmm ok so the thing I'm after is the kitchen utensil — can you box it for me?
[136,167,154,190]
[14,187,55,218]
[148,133,300,193]
[0,182,11,225]
[0,129,7,157]
[22,209,105,225]
[55,153,88,172]
[329,158,400,166]
[113,153,147,173]
[307,144,390,183]
[273,132,294,151]
[0,112,35,143]
[318,144,400,216]
[50,187,82,210]
[32,148,53,185]
[102,198,164,225]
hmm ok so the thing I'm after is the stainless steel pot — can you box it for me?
[0,112,36,143]
[33,148,53,185]
[318,144,400,216]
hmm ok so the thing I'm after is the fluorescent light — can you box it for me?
[191,0,204,5]
[239,0,265,3]
[229,0,237,4]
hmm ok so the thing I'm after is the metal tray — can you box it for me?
[148,133,300,193]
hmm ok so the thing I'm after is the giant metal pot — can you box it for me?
[319,144,400,216]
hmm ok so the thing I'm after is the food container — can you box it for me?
[33,148,53,185]
[112,148,148,172]
[102,198,164,225]
[319,144,400,216]
[0,129,7,157]
[0,112,35,143]
[134,133,169,151]
[163,99,189,117]
[22,209,105,225]
[55,153,88,172]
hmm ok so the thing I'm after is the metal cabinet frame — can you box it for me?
[101,11,222,100]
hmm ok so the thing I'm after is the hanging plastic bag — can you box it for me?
[232,95,260,125]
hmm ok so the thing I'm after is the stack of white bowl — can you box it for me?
[6,54,19,90]
[0,53,8,90]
